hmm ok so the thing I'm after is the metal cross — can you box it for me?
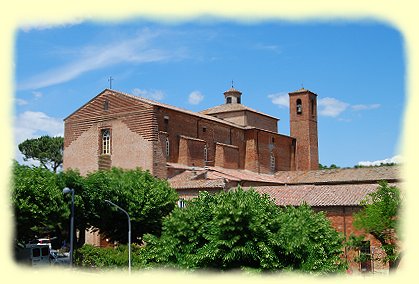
[108,76,114,89]
[231,80,234,88]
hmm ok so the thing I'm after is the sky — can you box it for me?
[14,19,405,168]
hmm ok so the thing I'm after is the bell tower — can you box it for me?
[289,88,319,170]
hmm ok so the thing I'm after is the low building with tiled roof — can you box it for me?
[167,164,402,274]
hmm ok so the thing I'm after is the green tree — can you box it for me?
[58,169,90,248]
[83,167,178,244]
[353,181,401,271]
[319,163,340,170]
[18,136,64,172]
[12,161,69,244]
[140,188,346,273]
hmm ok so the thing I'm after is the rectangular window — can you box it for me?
[177,198,186,208]
[360,241,372,272]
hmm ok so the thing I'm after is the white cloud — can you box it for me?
[254,43,281,54]
[14,111,64,164]
[351,104,381,111]
[15,98,28,106]
[132,88,165,101]
[318,97,349,117]
[188,91,204,105]
[269,92,380,119]
[268,93,289,108]
[32,91,43,98]
[17,31,177,90]
[357,155,402,166]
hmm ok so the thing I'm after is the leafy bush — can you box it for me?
[75,244,143,268]
[139,188,346,273]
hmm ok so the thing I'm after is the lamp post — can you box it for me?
[104,200,131,274]
[63,187,75,267]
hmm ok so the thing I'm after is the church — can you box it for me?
[63,86,318,176]
[63,86,401,274]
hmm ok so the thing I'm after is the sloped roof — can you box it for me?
[167,163,284,186]
[274,166,400,185]
[200,103,279,120]
[167,164,402,206]
[169,179,226,190]
[66,89,251,129]
[249,182,401,207]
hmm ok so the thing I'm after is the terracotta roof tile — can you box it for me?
[274,166,400,184]
[108,89,248,129]
[169,179,226,190]
[200,103,278,120]
[250,182,401,207]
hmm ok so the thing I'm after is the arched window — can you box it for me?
[296,99,302,114]
[165,137,170,158]
[226,97,232,104]
[102,129,111,155]
[270,153,275,173]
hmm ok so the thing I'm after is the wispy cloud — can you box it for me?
[188,91,204,105]
[15,98,28,106]
[269,93,380,118]
[357,155,402,166]
[351,104,381,111]
[32,91,43,99]
[14,111,64,164]
[17,30,179,90]
[318,97,350,117]
[133,88,165,101]
[268,93,288,108]
[254,43,281,54]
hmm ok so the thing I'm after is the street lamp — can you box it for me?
[104,200,131,274]
[63,187,75,267]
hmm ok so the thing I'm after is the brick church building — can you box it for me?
[63,87,401,274]
[63,87,318,176]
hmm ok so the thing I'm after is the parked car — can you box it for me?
[49,250,70,265]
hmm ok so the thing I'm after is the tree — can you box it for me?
[353,181,401,271]
[12,161,69,244]
[83,167,178,244]
[18,136,64,172]
[140,188,346,273]
[58,169,90,248]
[319,163,340,170]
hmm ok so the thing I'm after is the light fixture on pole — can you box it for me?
[63,187,75,267]
[104,200,131,274]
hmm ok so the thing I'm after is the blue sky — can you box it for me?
[14,19,405,168]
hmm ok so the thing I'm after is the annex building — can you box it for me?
[63,87,401,274]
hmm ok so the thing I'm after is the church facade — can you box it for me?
[63,87,319,176]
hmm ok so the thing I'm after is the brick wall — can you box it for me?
[214,142,239,169]
[64,90,157,176]
[178,135,206,167]
[245,111,278,132]
[244,129,295,174]
[313,206,388,273]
